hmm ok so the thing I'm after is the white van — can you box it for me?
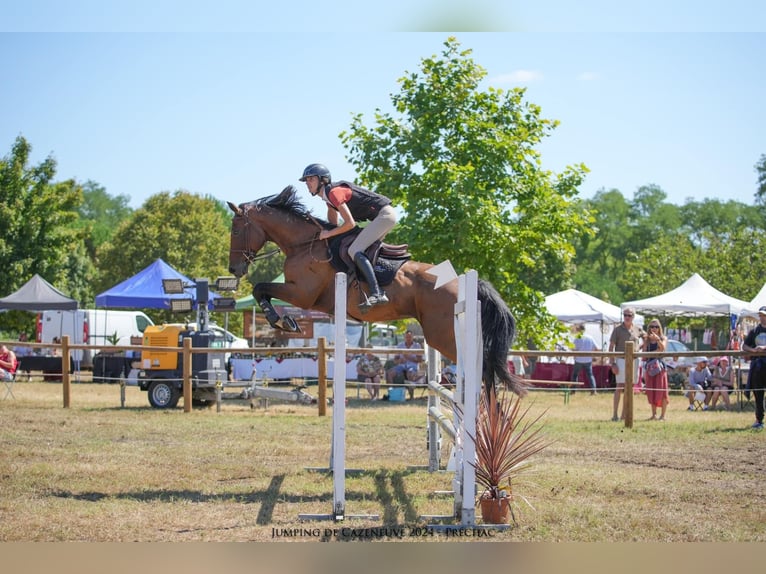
[37,309,154,368]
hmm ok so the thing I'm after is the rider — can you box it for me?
[300,163,397,308]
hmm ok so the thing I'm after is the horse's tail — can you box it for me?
[478,279,528,398]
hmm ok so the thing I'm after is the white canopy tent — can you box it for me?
[621,273,752,318]
[545,288,643,352]
[735,283,766,320]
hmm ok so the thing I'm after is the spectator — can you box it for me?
[742,306,766,430]
[710,356,734,410]
[642,319,669,420]
[441,361,457,388]
[51,337,62,357]
[686,357,712,411]
[0,344,18,382]
[13,332,32,358]
[571,324,598,395]
[356,350,384,401]
[386,330,422,385]
[609,307,642,421]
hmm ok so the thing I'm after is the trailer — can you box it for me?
[137,324,314,409]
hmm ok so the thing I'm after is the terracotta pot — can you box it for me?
[479,495,511,524]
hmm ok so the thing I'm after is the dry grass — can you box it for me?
[0,380,764,542]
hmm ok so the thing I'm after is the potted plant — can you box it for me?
[469,388,549,524]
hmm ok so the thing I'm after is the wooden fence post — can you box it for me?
[62,335,71,408]
[183,337,192,413]
[624,341,635,428]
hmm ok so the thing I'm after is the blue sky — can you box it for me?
[2,3,765,212]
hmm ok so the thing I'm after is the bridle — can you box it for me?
[233,204,331,265]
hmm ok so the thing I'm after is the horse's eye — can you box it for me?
[232,229,239,236]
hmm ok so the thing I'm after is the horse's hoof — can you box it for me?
[283,315,301,332]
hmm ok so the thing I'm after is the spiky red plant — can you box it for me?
[469,388,549,501]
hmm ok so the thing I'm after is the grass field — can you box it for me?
[1,379,764,542]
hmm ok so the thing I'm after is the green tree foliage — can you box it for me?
[574,180,766,307]
[96,191,233,327]
[77,180,133,260]
[755,154,766,205]
[0,136,85,334]
[571,189,633,303]
[339,37,591,346]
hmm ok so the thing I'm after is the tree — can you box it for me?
[755,154,766,205]
[77,180,133,260]
[96,191,234,327]
[571,189,634,303]
[339,37,591,346]
[0,136,84,333]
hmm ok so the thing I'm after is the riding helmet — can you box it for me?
[299,163,331,183]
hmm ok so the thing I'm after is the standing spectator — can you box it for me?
[356,350,384,401]
[642,319,669,420]
[509,352,529,379]
[0,344,18,382]
[686,357,713,411]
[742,306,766,429]
[571,324,598,395]
[710,356,734,410]
[609,308,642,421]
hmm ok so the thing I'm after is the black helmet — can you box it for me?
[299,163,331,183]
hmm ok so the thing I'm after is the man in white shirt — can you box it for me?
[571,324,598,395]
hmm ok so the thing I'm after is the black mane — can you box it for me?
[246,185,332,228]
[264,186,311,218]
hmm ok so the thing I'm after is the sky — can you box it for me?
[2,2,765,213]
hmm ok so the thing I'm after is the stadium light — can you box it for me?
[170,298,193,313]
[214,277,239,291]
[162,279,186,294]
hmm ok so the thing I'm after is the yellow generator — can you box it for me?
[137,324,227,408]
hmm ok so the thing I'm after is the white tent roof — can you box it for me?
[622,273,753,317]
[545,288,644,353]
[751,282,766,308]
[545,288,623,324]
[738,282,766,319]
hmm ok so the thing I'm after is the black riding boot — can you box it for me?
[354,252,389,307]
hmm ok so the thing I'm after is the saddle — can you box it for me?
[327,228,410,287]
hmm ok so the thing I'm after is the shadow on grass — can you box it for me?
[49,468,424,526]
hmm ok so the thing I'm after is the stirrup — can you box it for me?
[358,292,389,311]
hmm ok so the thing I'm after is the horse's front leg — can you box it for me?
[253,282,301,333]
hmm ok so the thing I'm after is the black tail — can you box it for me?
[478,279,528,398]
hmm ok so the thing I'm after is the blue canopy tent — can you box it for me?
[95,259,219,309]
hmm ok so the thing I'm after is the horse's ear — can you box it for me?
[279,185,296,198]
[227,201,243,216]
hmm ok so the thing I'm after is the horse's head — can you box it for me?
[227,201,268,278]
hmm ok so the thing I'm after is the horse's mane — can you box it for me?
[246,185,333,228]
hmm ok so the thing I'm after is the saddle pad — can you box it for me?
[328,230,409,287]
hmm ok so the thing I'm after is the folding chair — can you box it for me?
[2,372,16,400]
[692,391,706,410]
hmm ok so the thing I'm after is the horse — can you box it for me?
[227,185,526,398]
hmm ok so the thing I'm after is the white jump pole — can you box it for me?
[456,270,480,525]
[331,271,347,520]
[422,269,481,526]
[299,272,378,522]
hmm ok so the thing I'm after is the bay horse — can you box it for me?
[227,186,526,397]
